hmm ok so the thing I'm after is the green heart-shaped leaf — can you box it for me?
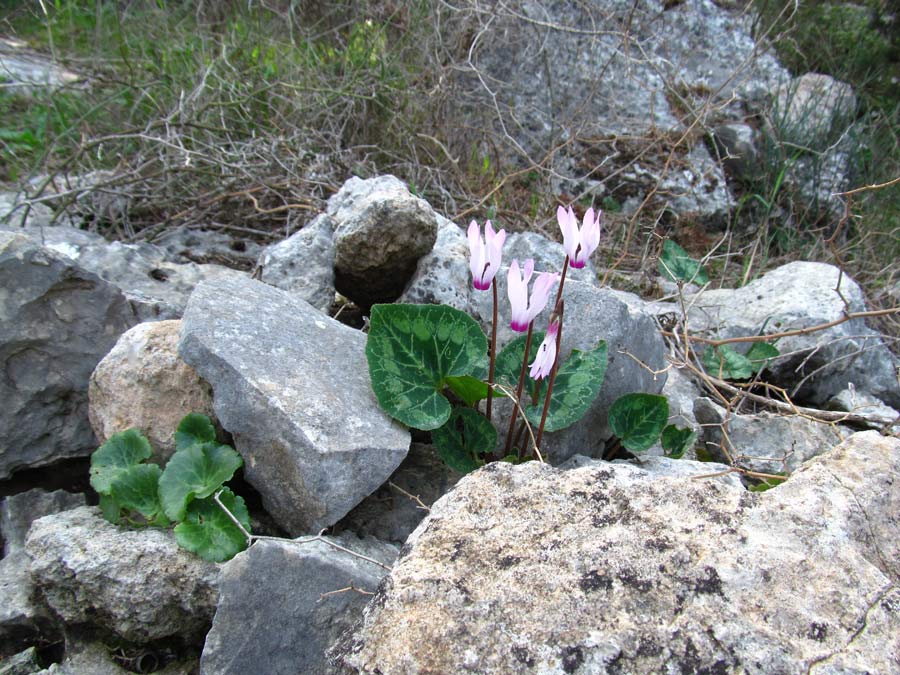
[431,407,496,474]
[366,304,488,430]
[746,341,780,374]
[174,488,250,562]
[158,442,243,521]
[703,344,753,380]
[494,331,544,391]
[523,341,608,433]
[445,375,493,406]
[174,413,216,452]
[660,424,697,459]
[110,464,168,526]
[90,429,153,496]
[658,239,709,285]
[609,393,669,452]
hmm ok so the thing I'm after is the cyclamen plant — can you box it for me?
[365,206,609,471]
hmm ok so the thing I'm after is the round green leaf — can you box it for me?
[431,407,496,474]
[159,442,243,522]
[660,424,697,459]
[174,488,250,562]
[174,413,216,452]
[110,464,167,524]
[90,429,153,495]
[494,331,545,390]
[702,344,753,381]
[366,304,489,430]
[524,341,608,433]
[609,393,669,452]
[746,342,780,374]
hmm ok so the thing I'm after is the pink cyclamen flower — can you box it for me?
[467,219,506,291]
[507,258,560,332]
[529,320,560,380]
[557,205,602,269]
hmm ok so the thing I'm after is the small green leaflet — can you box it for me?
[109,464,169,527]
[609,393,669,452]
[174,413,216,451]
[159,442,243,522]
[90,429,153,495]
[494,331,543,390]
[660,424,697,459]
[703,342,780,380]
[445,375,491,406]
[431,408,496,474]
[748,474,787,492]
[366,304,489,430]
[174,488,251,562]
[658,239,709,285]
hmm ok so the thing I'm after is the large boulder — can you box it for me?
[334,431,899,674]
[25,506,219,644]
[686,261,900,407]
[200,534,397,675]
[178,276,410,535]
[770,73,857,149]
[330,176,438,306]
[89,320,216,463]
[0,233,139,479]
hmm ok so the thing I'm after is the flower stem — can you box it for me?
[504,321,534,459]
[553,256,570,312]
[486,277,499,423]
[534,300,565,454]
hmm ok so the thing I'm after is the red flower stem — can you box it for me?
[534,300,565,455]
[486,277,499,423]
[504,322,534,459]
[553,256,570,312]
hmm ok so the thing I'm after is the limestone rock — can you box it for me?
[1,489,86,557]
[200,534,397,675]
[0,233,139,479]
[26,506,219,644]
[178,277,410,535]
[694,397,849,474]
[335,432,899,674]
[0,646,41,675]
[710,122,760,182]
[257,213,336,312]
[89,320,216,462]
[686,261,900,407]
[330,176,437,306]
[771,73,857,149]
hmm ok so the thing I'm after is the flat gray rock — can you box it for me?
[201,535,397,675]
[178,277,410,535]
[0,233,139,479]
[334,431,899,674]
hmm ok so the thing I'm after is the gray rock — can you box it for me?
[694,397,849,474]
[770,73,857,149]
[0,193,66,230]
[710,122,760,182]
[37,638,196,675]
[337,443,462,545]
[89,320,216,463]
[201,534,397,675]
[0,40,84,96]
[686,261,900,407]
[25,506,219,644]
[153,224,265,270]
[828,386,899,424]
[651,142,735,226]
[2,489,86,557]
[330,176,438,306]
[178,277,410,535]
[0,233,139,479]
[258,213,336,312]
[0,646,41,675]
[334,431,899,675]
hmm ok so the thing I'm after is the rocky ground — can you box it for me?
[1,2,898,674]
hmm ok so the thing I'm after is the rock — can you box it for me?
[334,431,899,675]
[257,214,336,312]
[710,122,759,182]
[828,386,899,424]
[686,261,900,407]
[771,73,857,149]
[0,193,65,230]
[178,277,410,535]
[0,233,139,479]
[652,142,735,227]
[0,646,41,675]
[330,176,438,306]
[0,40,84,96]
[200,534,397,675]
[694,397,849,474]
[153,225,264,270]
[26,506,219,644]
[0,490,85,656]
[89,320,216,463]
[337,444,462,545]
[37,638,197,675]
